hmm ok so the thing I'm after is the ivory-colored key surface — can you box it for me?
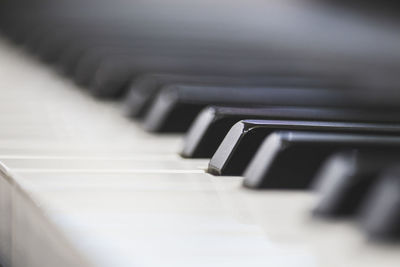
[0,38,400,267]
[0,158,208,173]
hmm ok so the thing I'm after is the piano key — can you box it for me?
[87,55,353,99]
[124,73,347,119]
[61,37,210,79]
[182,106,400,158]
[59,31,290,78]
[242,131,400,189]
[23,26,51,54]
[0,157,208,173]
[74,50,259,95]
[208,119,400,176]
[71,34,297,89]
[359,167,400,241]
[32,25,133,63]
[312,151,400,218]
[143,85,357,133]
[56,33,153,76]
[34,29,69,63]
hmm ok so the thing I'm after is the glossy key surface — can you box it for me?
[182,106,400,158]
[209,120,400,176]
[243,131,400,189]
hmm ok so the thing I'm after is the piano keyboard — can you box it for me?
[0,35,398,267]
[1,1,400,267]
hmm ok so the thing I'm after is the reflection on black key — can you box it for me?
[209,120,400,176]
[360,167,400,241]
[182,107,400,159]
[313,151,400,218]
[243,131,400,189]
[143,85,355,133]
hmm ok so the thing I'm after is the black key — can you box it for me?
[312,151,400,218]
[359,167,400,241]
[124,73,347,119]
[143,85,357,133]
[24,26,51,54]
[242,131,400,189]
[34,27,70,63]
[73,47,134,88]
[209,120,400,176]
[72,40,269,89]
[56,34,144,76]
[73,40,177,87]
[85,54,348,99]
[56,40,87,76]
[34,25,138,63]
[182,107,400,158]
[74,51,254,96]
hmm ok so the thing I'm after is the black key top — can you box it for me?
[312,151,400,218]
[242,131,400,189]
[143,85,356,133]
[182,107,400,158]
[360,167,400,241]
[209,120,400,176]
[124,73,344,119]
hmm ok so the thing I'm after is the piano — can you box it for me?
[0,0,400,266]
